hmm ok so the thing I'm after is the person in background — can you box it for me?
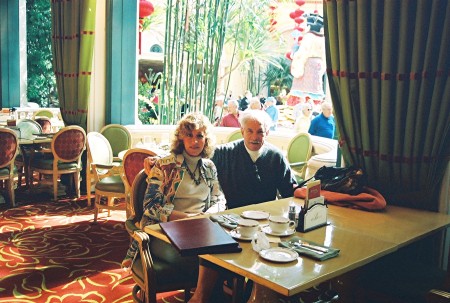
[264,96,279,131]
[294,102,313,133]
[239,90,252,111]
[247,97,263,110]
[220,99,240,127]
[121,112,226,268]
[188,110,297,302]
[308,102,336,139]
[214,95,225,125]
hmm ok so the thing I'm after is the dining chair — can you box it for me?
[286,132,312,183]
[226,129,243,142]
[29,126,86,201]
[15,119,43,187]
[126,170,198,303]
[0,128,19,207]
[86,124,131,195]
[121,148,156,218]
[86,132,126,223]
[100,124,132,162]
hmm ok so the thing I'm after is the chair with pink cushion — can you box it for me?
[0,128,19,207]
[121,148,157,218]
[29,126,86,201]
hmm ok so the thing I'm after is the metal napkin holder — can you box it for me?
[297,196,328,233]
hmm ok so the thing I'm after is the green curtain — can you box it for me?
[324,0,450,211]
[50,0,96,130]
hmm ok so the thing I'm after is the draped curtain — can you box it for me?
[324,0,449,211]
[50,0,96,130]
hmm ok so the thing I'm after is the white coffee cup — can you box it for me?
[269,216,295,233]
[235,219,259,238]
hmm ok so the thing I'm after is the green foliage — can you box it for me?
[263,56,293,96]
[221,0,286,94]
[26,0,57,107]
[137,81,159,125]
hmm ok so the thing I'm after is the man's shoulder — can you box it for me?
[214,140,242,155]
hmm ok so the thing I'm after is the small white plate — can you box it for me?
[259,247,299,263]
[241,210,270,220]
[261,225,295,237]
[229,229,253,241]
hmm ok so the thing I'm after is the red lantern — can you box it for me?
[294,9,304,17]
[294,17,305,24]
[139,0,154,19]
[289,12,296,19]
[295,0,306,6]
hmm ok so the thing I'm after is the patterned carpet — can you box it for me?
[0,191,186,303]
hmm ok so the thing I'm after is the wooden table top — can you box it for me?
[144,197,450,296]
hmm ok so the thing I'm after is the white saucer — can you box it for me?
[261,225,295,237]
[241,210,270,220]
[259,247,298,263]
[229,229,254,241]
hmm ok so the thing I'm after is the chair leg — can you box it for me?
[74,172,80,198]
[53,173,59,201]
[94,194,100,223]
[8,178,15,208]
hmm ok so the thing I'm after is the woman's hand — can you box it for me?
[144,156,158,174]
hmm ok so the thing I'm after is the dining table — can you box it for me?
[144,197,450,301]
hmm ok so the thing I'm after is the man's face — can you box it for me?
[241,119,268,151]
[322,106,332,118]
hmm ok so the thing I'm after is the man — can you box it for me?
[212,109,297,209]
[264,96,279,131]
[308,102,335,139]
[220,99,240,127]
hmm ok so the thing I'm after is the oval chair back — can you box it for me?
[100,124,131,161]
[16,119,42,139]
[122,148,157,218]
[33,109,54,119]
[286,132,313,182]
[0,128,19,207]
[226,129,243,142]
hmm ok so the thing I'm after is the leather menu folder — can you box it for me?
[159,218,242,256]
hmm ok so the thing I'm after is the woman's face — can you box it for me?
[182,127,206,157]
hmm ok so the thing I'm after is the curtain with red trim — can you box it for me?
[50,0,96,130]
[324,0,449,211]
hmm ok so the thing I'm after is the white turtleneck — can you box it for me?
[244,144,265,163]
[173,152,208,213]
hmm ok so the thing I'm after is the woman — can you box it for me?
[122,112,226,268]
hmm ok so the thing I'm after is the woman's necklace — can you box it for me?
[185,160,202,185]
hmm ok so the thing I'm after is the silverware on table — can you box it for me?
[296,241,329,253]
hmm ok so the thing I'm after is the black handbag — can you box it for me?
[313,166,367,195]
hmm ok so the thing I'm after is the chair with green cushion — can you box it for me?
[86,132,126,223]
[226,129,243,142]
[126,170,198,303]
[0,128,19,207]
[286,132,313,183]
[100,124,132,162]
[29,126,86,201]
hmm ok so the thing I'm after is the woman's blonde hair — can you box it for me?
[171,112,215,158]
